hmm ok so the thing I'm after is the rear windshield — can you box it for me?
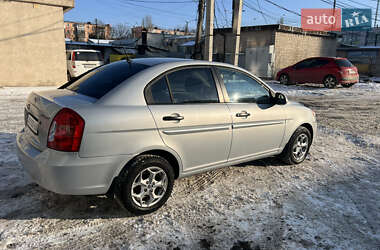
[74,51,102,61]
[335,59,353,68]
[66,61,149,99]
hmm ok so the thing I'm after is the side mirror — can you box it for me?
[274,92,287,105]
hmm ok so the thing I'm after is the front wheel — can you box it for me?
[119,155,175,215]
[323,75,337,89]
[279,126,311,165]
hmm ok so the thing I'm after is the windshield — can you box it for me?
[66,61,149,99]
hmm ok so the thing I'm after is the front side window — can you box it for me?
[217,68,271,104]
[167,68,219,104]
[145,77,172,105]
[294,59,315,69]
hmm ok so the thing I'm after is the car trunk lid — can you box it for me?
[24,89,96,151]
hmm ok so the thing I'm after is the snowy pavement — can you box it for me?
[0,83,379,249]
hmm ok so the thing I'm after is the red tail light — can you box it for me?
[47,108,85,152]
[72,52,76,68]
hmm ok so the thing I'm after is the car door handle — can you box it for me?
[163,113,184,121]
[236,111,251,118]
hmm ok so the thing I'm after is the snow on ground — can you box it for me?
[267,81,380,97]
[0,84,379,249]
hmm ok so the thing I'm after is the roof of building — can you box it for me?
[88,39,115,44]
[179,40,195,47]
[214,24,336,38]
[337,45,380,50]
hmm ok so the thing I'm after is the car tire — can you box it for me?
[323,75,337,89]
[342,83,354,88]
[119,154,175,215]
[279,126,312,165]
[279,74,291,85]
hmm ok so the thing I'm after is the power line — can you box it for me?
[243,2,281,22]
[343,0,375,8]
[256,0,268,24]
[262,0,301,17]
[244,0,299,25]
[126,0,194,3]
[116,0,193,19]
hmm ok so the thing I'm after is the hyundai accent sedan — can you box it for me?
[17,58,317,214]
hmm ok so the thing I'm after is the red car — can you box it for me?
[276,57,359,88]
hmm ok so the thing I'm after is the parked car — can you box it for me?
[17,58,317,215]
[66,49,104,80]
[276,57,359,88]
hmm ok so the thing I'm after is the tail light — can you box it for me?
[47,108,85,152]
[72,52,76,68]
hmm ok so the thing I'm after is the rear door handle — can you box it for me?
[163,113,184,121]
[236,111,251,118]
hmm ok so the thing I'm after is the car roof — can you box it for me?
[301,56,347,61]
[132,57,191,66]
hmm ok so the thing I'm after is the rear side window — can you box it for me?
[312,59,330,67]
[166,68,219,104]
[74,52,102,61]
[66,61,149,99]
[335,59,353,67]
[145,77,172,105]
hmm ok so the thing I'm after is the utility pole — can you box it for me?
[375,0,380,27]
[185,20,189,35]
[193,0,205,59]
[95,18,99,44]
[231,0,242,66]
[204,0,214,61]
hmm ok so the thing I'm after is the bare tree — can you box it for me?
[110,23,131,40]
[142,15,153,29]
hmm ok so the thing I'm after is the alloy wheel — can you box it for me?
[292,133,309,162]
[131,166,168,208]
[324,76,336,88]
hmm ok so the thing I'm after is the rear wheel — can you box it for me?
[279,74,290,85]
[119,155,174,215]
[323,75,337,89]
[280,126,311,165]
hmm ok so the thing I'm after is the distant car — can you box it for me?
[276,57,359,88]
[66,49,104,80]
[17,58,316,215]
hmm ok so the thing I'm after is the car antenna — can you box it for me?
[122,47,132,66]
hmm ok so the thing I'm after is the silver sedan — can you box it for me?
[17,58,317,214]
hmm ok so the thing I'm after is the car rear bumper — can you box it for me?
[16,129,133,195]
[340,75,359,84]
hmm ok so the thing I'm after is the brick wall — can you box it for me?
[274,31,337,75]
